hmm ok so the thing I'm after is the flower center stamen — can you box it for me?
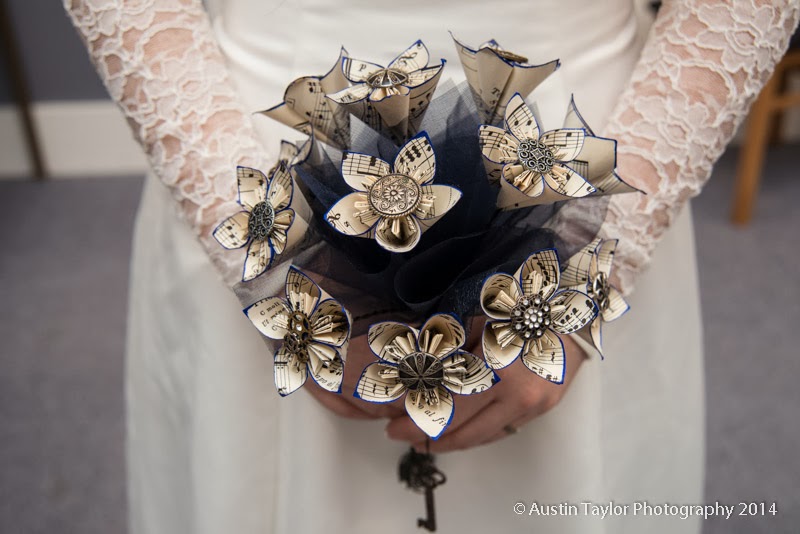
[397,352,444,394]
[283,310,312,365]
[510,294,551,340]
[248,201,275,241]
[366,68,410,89]
[589,271,611,312]
[517,139,555,174]
[367,173,421,218]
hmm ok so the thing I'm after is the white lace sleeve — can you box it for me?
[63,0,271,287]
[600,0,799,294]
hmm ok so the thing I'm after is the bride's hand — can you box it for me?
[384,322,587,453]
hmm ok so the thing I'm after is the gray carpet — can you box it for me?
[0,146,798,533]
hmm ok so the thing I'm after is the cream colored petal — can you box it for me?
[590,319,604,357]
[267,164,294,212]
[309,298,350,348]
[479,125,519,164]
[237,166,268,209]
[502,166,544,197]
[441,351,499,395]
[602,286,630,323]
[415,185,461,222]
[367,322,419,364]
[306,343,345,393]
[541,128,585,161]
[419,314,466,357]
[267,209,294,255]
[394,134,436,185]
[341,58,385,83]
[595,239,618,276]
[543,164,595,198]
[327,83,371,104]
[480,273,523,320]
[549,290,598,335]
[285,267,322,316]
[212,211,250,250]
[504,93,540,142]
[481,320,523,369]
[244,297,291,340]
[387,40,430,73]
[561,237,602,289]
[341,152,390,192]
[354,363,406,403]
[404,387,454,439]
[516,249,561,301]
[374,215,421,253]
[242,238,274,282]
[405,64,443,88]
[274,348,308,397]
[520,330,565,384]
[325,192,378,236]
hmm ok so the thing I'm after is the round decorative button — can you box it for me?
[366,68,410,89]
[248,201,275,241]
[368,173,422,218]
[397,352,445,392]
[283,311,312,363]
[510,294,552,340]
[517,139,555,174]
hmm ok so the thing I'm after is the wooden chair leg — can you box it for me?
[730,71,779,225]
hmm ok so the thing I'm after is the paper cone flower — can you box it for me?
[213,166,295,281]
[480,249,597,383]
[355,314,498,439]
[560,238,630,357]
[480,93,596,209]
[244,268,351,396]
[327,41,445,142]
[260,49,351,149]
[451,34,559,126]
[325,132,461,253]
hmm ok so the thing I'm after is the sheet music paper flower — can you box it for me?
[451,34,559,126]
[327,41,445,142]
[561,238,629,357]
[260,49,351,149]
[325,132,461,253]
[355,314,498,439]
[480,93,596,210]
[480,249,597,383]
[244,268,351,396]
[213,165,295,281]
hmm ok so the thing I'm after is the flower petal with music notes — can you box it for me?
[480,94,596,205]
[480,249,597,381]
[245,267,351,396]
[213,166,297,282]
[356,315,497,439]
[560,238,630,357]
[326,133,459,253]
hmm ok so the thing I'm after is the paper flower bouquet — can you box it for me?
[213,35,638,532]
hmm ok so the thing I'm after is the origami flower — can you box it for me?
[325,132,461,253]
[451,35,560,125]
[480,93,595,202]
[480,249,597,383]
[213,165,295,282]
[327,41,445,141]
[244,268,350,396]
[561,238,630,357]
[355,314,498,439]
[260,49,351,149]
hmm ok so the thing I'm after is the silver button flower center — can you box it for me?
[368,173,421,218]
[511,294,551,340]
[248,201,275,241]
[517,139,555,174]
[397,352,444,392]
[366,68,410,89]
[283,310,312,364]
[589,271,611,312]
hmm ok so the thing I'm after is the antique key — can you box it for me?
[398,442,446,532]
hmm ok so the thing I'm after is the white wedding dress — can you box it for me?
[62,0,799,533]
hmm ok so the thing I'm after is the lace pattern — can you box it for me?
[63,0,272,286]
[601,0,800,294]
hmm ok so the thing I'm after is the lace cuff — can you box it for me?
[600,0,799,294]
